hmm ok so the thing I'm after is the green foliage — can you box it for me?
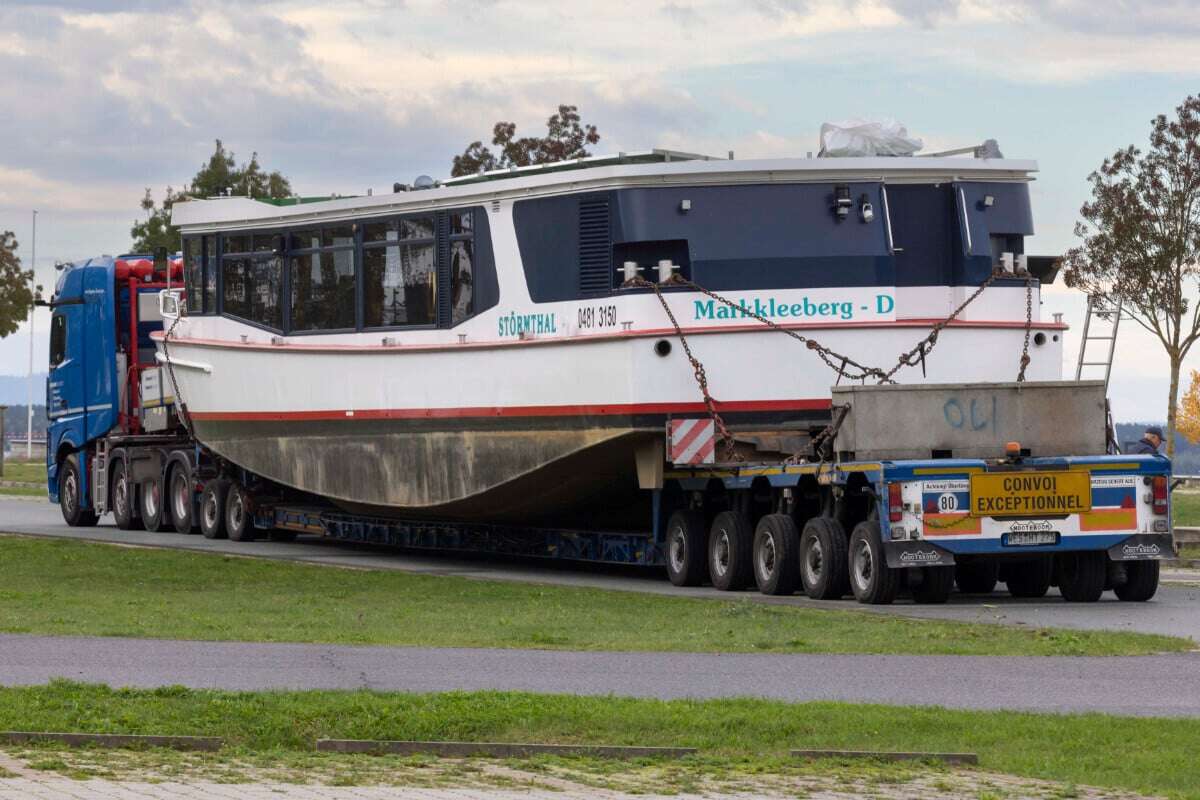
[0,535,1186,656]
[0,231,36,339]
[1064,95,1200,455]
[131,139,293,254]
[4,681,1200,798]
[451,105,600,177]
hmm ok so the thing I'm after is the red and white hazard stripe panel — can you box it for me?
[669,418,716,465]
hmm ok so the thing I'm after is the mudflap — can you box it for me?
[1107,533,1175,561]
[883,540,956,569]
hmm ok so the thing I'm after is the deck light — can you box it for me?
[679,199,691,213]
[859,194,874,223]
[833,184,852,221]
[983,194,995,207]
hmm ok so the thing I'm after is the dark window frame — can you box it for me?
[220,237,285,334]
[49,313,67,368]
[362,214,440,332]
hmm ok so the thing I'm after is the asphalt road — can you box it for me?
[4,496,1200,641]
[1,633,1197,716]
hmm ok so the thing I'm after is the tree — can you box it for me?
[450,105,600,177]
[0,231,36,339]
[131,139,293,253]
[1177,370,1200,444]
[1063,95,1200,457]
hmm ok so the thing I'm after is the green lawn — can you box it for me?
[3,681,1200,799]
[1175,492,1200,527]
[0,535,1187,656]
[0,459,45,484]
[0,485,43,497]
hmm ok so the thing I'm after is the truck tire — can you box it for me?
[1057,552,1106,602]
[955,560,998,594]
[707,511,753,590]
[225,483,257,542]
[848,520,899,605]
[800,516,850,600]
[665,509,707,586]
[59,454,98,528]
[170,465,196,534]
[753,513,801,595]
[140,474,170,532]
[110,458,140,530]
[1005,557,1053,598]
[199,480,229,540]
[1114,560,1160,602]
[912,566,955,604]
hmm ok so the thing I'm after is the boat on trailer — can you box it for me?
[162,147,1065,527]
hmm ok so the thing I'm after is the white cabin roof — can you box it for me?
[171,153,1038,233]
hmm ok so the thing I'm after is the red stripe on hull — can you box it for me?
[189,398,831,422]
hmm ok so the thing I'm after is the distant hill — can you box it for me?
[0,374,47,406]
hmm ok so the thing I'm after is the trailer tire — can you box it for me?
[110,458,140,530]
[753,514,801,596]
[955,560,998,594]
[912,566,955,604]
[707,511,753,591]
[140,473,169,532]
[199,480,229,540]
[225,483,256,542]
[665,509,707,586]
[1057,552,1106,602]
[1114,560,1160,602]
[800,516,850,600]
[1005,557,1053,598]
[848,520,899,605]
[59,454,98,528]
[169,465,196,535]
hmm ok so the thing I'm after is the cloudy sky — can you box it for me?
[1,0,1198,421]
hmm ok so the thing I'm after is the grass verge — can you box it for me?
[0,535,1188,656]
[0,486,43,497]
[1175,492,1200,527]
[1,681,1198,799]
[0,460,45,484]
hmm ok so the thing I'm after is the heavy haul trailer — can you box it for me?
[44,256,1173,604]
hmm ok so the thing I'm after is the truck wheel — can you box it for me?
[170,466,196,534]
[800,517,849,599]
[1114,560,1160,602]
[955,560,998,594]
[225,483,257,542]
[848,520,899,605]
[59,454,98,528]
[1006,557,1053,598]
[707,511,753,590]
[140,474,170,532]
[199,480,229,540]
[110,458,140,530]
[1057,552,1106,602]
[911,566,955,604]
[665,509,707,586]
[753,513,801,596]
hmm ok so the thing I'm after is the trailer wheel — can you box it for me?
[1114,560,1160,602]
[170,466,196,534]
[1057,552,1106,602]
[665,509,707,586]
[955,560,998,594]
[59,454,98,528]
[225,483,257,542]
[199,480,229,540]
[848,520,899,605]
[753,514,801,596]
[707,511,753,591]
[1005,557,1053,598]
[140,473,169,532]
[800,517,850,600]
[110,458,140,530]
[911,566,955,604]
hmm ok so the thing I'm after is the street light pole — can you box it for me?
[26,209,36,461]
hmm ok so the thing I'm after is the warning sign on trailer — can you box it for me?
[669,419,716,466]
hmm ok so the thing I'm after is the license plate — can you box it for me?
[969,470,1091,517]
[1003,530,1059,547]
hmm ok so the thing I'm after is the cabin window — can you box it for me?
[49,313,67,368]
[184,237,204,314]
[221,234,282,330]
[363,216,437,328]
[204,237,218,313]
[289,227,357,331]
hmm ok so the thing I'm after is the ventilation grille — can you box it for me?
[578,197,612,297]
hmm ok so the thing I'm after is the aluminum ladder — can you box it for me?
[1075,295,1123,389]
[92,438,109,514]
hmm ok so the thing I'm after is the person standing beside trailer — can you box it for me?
[1133,426,1164,455]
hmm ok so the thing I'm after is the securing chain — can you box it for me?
[1016,277,1034,382]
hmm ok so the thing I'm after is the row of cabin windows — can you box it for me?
[183,211,476,332]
